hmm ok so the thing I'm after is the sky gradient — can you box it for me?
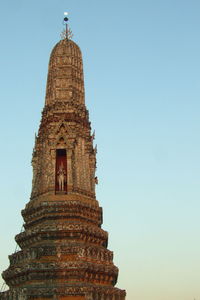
[1,1,200,299]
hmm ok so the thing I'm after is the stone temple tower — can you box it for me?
[0,18,126,300]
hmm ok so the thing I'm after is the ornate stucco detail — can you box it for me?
[1,38,126,300]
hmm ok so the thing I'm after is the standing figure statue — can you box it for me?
[57,162,66,191]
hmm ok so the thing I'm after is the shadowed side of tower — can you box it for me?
[0,29,126,300]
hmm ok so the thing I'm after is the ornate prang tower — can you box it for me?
[0,16,126,300]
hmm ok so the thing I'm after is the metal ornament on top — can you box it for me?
[60,12,74,40]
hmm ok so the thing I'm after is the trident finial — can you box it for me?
[61,12,73,40]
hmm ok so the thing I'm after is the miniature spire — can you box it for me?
[61,12,73,40]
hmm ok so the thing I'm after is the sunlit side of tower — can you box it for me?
[0,17,126,300]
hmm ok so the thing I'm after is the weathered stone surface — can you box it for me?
[0,37,126,300]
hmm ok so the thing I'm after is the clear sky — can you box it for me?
[0,1,200,299]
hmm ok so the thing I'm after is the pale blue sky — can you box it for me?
[1,1,200,299]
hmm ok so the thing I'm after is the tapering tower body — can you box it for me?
[0,23,126,300]
[31,38,95,199]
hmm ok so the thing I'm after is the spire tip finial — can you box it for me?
[61,12,73,40]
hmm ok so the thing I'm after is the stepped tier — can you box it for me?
[0,286,126,300]
[2,193,124,299]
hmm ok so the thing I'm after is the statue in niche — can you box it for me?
[57,162,66,191]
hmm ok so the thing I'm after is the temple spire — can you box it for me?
[0,19,126,300]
